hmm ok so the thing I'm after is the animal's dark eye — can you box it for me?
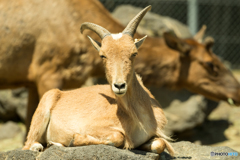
[206,62,214,70]
[131,53,138,57]
[205,61,219,76]
[100,55,106,59]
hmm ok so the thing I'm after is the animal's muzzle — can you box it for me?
[114,83,126,90]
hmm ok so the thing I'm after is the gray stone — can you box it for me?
[39,145,159,160]
[0,142,239,160]
[0,152,7,159]
[112,5,192,38]
[2,149,38,160]
[0,88,27,121]
[149,87,219,135]
[169,141,239,160]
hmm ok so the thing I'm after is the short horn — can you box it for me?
[80,22,111,39]
[122,5,152,37]
[194,25,207,43]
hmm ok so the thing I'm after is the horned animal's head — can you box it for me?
[163,26,240,105]
[81,6,151,96]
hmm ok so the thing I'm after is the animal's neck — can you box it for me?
[68,0,125,34]
[115,73,152,124]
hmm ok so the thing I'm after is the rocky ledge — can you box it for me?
[0,141,239,160]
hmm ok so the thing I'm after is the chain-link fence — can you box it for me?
[100,0,240,69]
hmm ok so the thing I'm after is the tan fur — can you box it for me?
[1,0,239,135]
[23,22,174,155]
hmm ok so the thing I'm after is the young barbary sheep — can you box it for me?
[22,6,174,156]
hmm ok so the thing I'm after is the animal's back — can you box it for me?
[0,0,89,88]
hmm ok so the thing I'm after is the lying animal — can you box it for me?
[22,6,174,156]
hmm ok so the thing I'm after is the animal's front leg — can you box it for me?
[69,132,125,148]
[25,86,39,141]
[138,137,174,156]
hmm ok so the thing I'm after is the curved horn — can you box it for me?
[122,5,152,37]
[80,22,111,39]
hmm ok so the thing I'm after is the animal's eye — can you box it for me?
[100,55,106,59]
[205,61,219,76]
[206,62,214,70]
[131,53,138,57]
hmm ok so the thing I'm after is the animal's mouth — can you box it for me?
[227,98,240,106]
[115,91,125,96]
[112,83,127,97]
[228,98,235,105]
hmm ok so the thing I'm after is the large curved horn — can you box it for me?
[80,22,111,39]
[122,5,152,37]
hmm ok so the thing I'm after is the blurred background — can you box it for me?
[101,0,240,68]
[0,0,240,153]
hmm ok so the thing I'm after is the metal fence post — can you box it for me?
[187,0,198,35]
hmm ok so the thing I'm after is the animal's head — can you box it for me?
[81,6,151,97]
[164,26,240,105]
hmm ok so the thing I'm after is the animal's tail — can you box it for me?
[22,89,61,150]
[161,138,175,157]
[157,129,175,156]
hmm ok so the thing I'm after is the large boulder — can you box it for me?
[0,142,239,160]
[0,88,27,122]
[112,5,192,38]
[149,87,219,136]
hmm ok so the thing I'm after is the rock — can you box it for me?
[0,88,27,121]
[170,141,239,160]
[1,149,38,160]
[0,142,239,160]
[164,95,207,133]
[149,87,219,135]
[39,145,159,160]
[112,5,192,38]
[0,121,22,140]
[12,88,28,121]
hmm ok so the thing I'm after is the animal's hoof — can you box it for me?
[68,139,75,147]
[30,142,44,152]
[48,141,64,147]
[106,139,114,146]
[151,139,166,154]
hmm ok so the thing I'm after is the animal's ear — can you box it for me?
[134,35,147,49]
[163,32,191,56]
[204,36,214,51]
[194,25,207,43]
[87,36,101,51]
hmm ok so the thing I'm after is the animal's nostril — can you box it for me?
[114,83,126,90]
[120,83,125,89]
